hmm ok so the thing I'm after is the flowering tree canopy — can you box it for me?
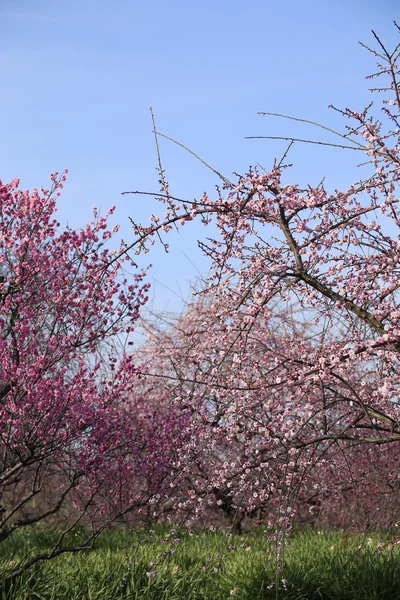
[0,172,190,584]
[127,28,400,532]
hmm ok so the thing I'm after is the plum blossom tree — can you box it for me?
[0,172,189,585]
[127,27,400,534]
[136,294,316,531]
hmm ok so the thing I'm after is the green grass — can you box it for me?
[1,526,400,599]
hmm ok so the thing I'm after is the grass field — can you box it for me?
[1,525,400,599]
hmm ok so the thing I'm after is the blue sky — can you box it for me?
[1,0,399,315]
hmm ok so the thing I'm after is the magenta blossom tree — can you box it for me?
[0,172,189,584]
[127,28,400,534]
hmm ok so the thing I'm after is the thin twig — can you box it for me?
[121,190,186,202]
[246,136,365,151]
[358,40,386,61]
[277,140,294,167]
[150,107,168,195]
[153,131,234,186]
[256,111,366,149]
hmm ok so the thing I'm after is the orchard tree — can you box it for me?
[126,27,400,535]
[0,172,188,586]
[137,288,400,532]
[136,292,319,531]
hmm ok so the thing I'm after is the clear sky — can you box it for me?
[1,0,399,315]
